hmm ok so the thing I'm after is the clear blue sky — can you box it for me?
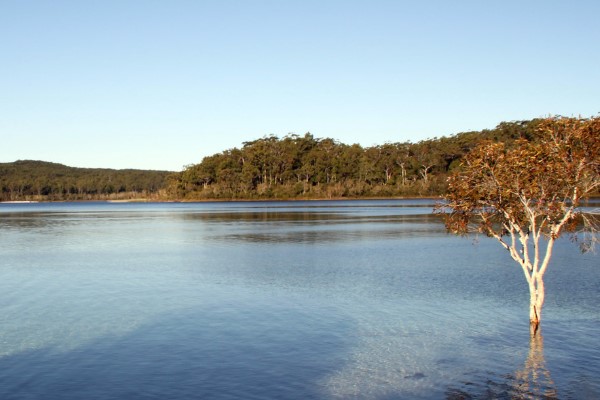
[2,1,599,171]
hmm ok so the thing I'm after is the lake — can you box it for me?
[0,200,598,399]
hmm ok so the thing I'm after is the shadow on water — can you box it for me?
[179,211,445,246]
[0,305,354,400]
[445,329,557,400]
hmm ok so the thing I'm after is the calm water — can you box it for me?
[0,200,598,399]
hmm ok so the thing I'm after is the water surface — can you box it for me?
[1,200,598,399]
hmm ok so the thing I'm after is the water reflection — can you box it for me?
[180,211,445,245]
[512,329,557,399]
[446,330,557,399]
[179,210,442,223]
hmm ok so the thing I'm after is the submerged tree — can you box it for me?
[437,116,599,331]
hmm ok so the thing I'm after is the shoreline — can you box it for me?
[3,195,599,204]
[2,196,440,204]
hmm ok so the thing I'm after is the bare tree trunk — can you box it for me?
[528,276,545,332]
[495,222,556,331]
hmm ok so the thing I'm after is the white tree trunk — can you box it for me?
[493,219,557,331]
[528,276,545,331]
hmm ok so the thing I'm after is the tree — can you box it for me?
[436,116,599,332]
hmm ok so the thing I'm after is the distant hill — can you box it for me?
[0,160,173,201]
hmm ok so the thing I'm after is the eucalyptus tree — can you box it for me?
[376,143,399,184]
[336,143,363,182]
[313,138,338,184]
[360,146,383,184]
[278,134,302,184]
[393,142,413,187]
[437,116,599,332]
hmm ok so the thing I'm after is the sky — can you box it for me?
[1,1,599,171]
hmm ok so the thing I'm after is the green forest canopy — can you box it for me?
[170,119,549,200]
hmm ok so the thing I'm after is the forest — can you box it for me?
[2,118,578,202]
[0,160,171,201]
[169,119,546,200]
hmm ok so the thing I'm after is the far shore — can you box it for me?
[2,196,440,204]
[3,196,598,205]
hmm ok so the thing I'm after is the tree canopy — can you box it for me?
[170,119,557,200]
[437,116,600,330]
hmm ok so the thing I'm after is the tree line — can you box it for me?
[0,160,172,201]
[4,118,587,202]
[169,119,546,199]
